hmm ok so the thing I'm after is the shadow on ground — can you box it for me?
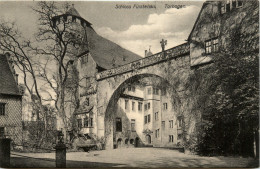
[11,156,122,168]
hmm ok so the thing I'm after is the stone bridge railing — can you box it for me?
[96,42,190,80]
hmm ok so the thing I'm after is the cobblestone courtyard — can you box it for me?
[11,148,258,168]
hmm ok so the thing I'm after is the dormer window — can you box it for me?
[205,40,212,54]
[212,38,219,52]
[221,0,243,14]
[205,37,219,55]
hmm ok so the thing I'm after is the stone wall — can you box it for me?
[0,94,22,145]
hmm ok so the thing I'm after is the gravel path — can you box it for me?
[11,147,259,168]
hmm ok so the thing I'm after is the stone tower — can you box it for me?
[51,4,92,134]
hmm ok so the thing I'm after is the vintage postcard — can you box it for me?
[0,0,259,168]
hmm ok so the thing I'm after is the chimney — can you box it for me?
[145,50,147,57]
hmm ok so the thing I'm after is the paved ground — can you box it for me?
[11,148,259,168]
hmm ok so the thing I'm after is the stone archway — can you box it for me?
[103,74,180,150]
[117,138,122,148]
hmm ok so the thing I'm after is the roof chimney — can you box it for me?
[145,50,147,57]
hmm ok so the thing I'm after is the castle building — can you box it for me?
[52,0,258,152]
[113,78,183,148]
[52,5,142,139]
[0,53,23,145]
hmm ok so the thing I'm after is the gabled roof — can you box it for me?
[85,26,142,70]
[187,1,209,41]
[0,54,21,96]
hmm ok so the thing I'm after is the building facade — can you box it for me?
[112,77,184,148]
[54,0,258,151]
[0,53,23,146]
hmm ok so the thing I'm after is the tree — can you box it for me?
[0,2,84,143]
[0,20,48,147]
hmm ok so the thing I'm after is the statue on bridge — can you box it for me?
[160,39,167,52]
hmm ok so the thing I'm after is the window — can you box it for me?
[116,118,122,132]
[178,117,184,128]
[125,100,129,110]
[153,88,159,95]
[144,103,150,111]
[163,103,168,110]
[128,86,131,91]
[169,135,174,143]
[132,86,135,92]
[178,134,182,140]
[226,0,231,12]
[144,116,148,124]
[155,88,159,95]
[84,117,89,127]
[205,40,212,54]
[0,127,4,138]
[132,101,135,111]
[77,119,82,128]
[147,87,152,95]
[155,129,160,138]
[205,38,219,54]
[72,16,76,22]
[221,3,226,14]
[162,121,165,130]
[148,114,151,123]
[232,0,236,8]
[161,87,166,96]
[90,118,93,127]
[154,112,159,120]
[237,0,243,7]
[131,119,136,131]
[212,38,219,52]
[169,120,174,128]
[148,103,151,109]
[138,102,143,111]
[0,103,6,116]
[222,0,243,14]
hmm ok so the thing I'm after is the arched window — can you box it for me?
[130,139,134,144]
[117,138,122,148]
[125,139,129,144]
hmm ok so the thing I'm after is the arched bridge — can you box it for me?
[95,42,193,149]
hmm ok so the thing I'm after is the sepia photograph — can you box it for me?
[0,0,259,168]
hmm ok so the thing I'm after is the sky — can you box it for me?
[0,1,203,56]
[0,1,204,104]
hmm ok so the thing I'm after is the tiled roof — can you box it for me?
[0,54,21,96]
[86,26,142,70]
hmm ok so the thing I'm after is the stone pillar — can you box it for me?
[55,143,66,168]
[0,138,11,167]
